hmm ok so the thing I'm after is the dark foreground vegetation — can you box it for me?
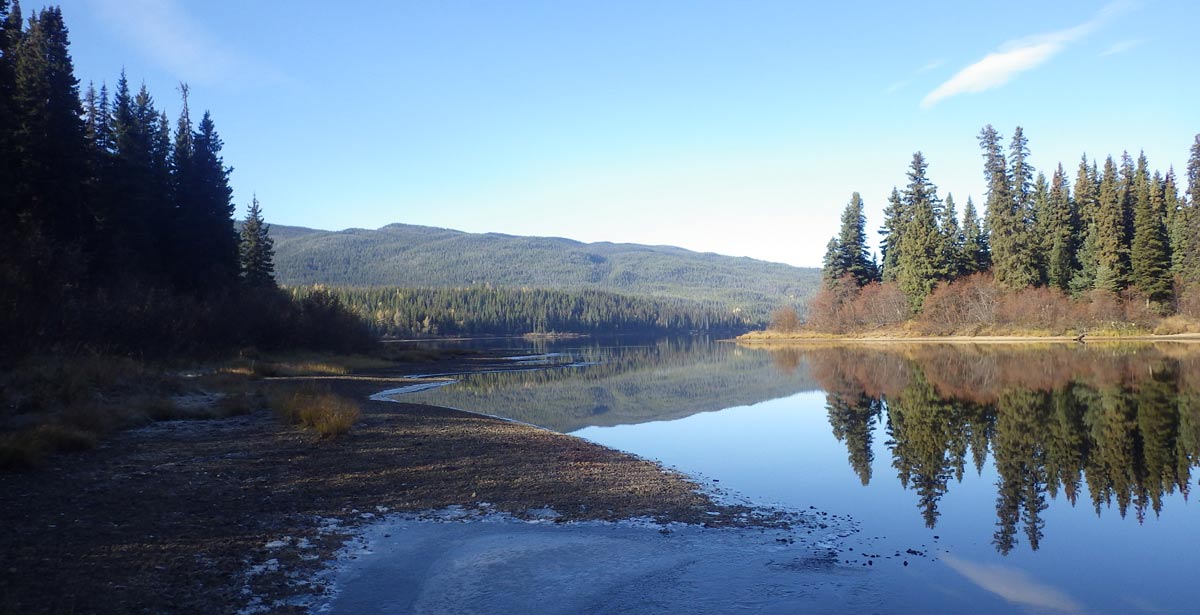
[785,126,1200,335]
[0,2,372,359]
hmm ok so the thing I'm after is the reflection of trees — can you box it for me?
[794,343,1200,555]
[825,392,881,485]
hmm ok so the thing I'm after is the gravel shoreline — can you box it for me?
[0,360,774,614]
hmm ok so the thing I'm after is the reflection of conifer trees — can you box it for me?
[1133,365,1181,517]
[886,369,959,528]
[1044,387,1087,505]
[825,392,883,485]
[992,390,1050,554]
[1084,388,1138,518]
[1177,393,1200,501]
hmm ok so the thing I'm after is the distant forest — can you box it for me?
[0,3,371,357]
[803,126,1200,334]
[269,223,822,324]
[291,286,756,337]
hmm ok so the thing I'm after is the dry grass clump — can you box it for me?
[220,352,395,378]
[269,384,361,438]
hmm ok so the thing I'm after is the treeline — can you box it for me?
[807,125,1200,333]
[0,3,371,358]
[289,286,756,337]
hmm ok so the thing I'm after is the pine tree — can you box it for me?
[961,196,990,275]
[240,196,276,288]
[1093,156,1129,292]
[879,187,905,282]
[1130,153,1172,305]
[896,152,945,310]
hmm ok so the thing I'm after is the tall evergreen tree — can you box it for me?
[1094,156,1129,292]
[879,187,905,282]
[981,125,1037,288]
[10,7,88,250]
[1181,135,1200,283]
[942,193,965,278]
[240,196,276,288]
[826,192,877,287]
[0,0,19,237]
[185,110,240,289]
[961,196,990,275]
[1071,156,1100,293]
[1130,154,1172,305]
[1045,164,1078,291]
[896,152,945,310]
[1031,172,1051,285]
[1162,169,1187,276]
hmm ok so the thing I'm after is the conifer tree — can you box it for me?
[240,196,276,288]
[0,0,19,234]
[1071,156,1100,293]
[826,192,877,287]
[879,187,905,282]
[1181,135,1200,283]
[1093,156,1129,292]
[1162,169,1187,276]
[10,7,88,249]
[961,196,990,275]
[1045,164,1078,291]
[1031,172,1051,285]
[896,152,945,310]
[1130,154,1172,305]
[187,110,240,289]
[942,194,965,277]
[981,125,1037,288]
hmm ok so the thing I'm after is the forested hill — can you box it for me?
[270,223,820,320]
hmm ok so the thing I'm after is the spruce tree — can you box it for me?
[1031,172,1051,285]
[0,0,18,234]
[941,194,965,278]
[1045,164,1078,291]
[188,110,240,289]
[822,237,844,285]
[896,152,945,310]
[829,192,877,287]
[1130,154,1172,305]
[981,125,1038,288]
[10,7,88,249]
[1093,156,1129,292]
[1162,169,1187,276]
[1071,156,1100,293]
[879,187,905,282]
[1181,135,1200,284]
[961,196,990,274]
[240,196,276,288]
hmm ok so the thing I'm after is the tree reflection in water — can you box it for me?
[791,343,1200,555]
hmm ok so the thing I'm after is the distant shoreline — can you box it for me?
[733,331,1200,344]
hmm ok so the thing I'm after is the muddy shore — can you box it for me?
[0,356,763,614]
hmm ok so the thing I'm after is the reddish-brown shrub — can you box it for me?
[769,307,801,333]
[854,282,909,329]
[917,274,999,334]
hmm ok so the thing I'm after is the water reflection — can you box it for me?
[789,343,1200,554]
[400,337,819,432]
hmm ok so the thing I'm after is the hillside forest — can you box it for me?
[797,126,1200,335]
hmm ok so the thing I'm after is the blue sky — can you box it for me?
[49,0,1200,267]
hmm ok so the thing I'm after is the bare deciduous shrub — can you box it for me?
[769,307,801,333]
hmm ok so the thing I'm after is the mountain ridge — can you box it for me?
[270,222,820,320]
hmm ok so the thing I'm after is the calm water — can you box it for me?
[397,337,1200,614]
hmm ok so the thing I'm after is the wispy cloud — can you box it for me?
[921,1,1130,108]
[883,80,909,95]
[1100,39,1140,57]
[942,555,1082,612]
[885,60,944,95]
[87,0,288,87]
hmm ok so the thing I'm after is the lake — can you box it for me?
[390,336,1200,614]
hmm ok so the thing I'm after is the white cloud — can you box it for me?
[883,80,909,95]
[942,555,1082,612]
[1100,39,1140,57]
[87,0,287,87]
[921,1,1131,108]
